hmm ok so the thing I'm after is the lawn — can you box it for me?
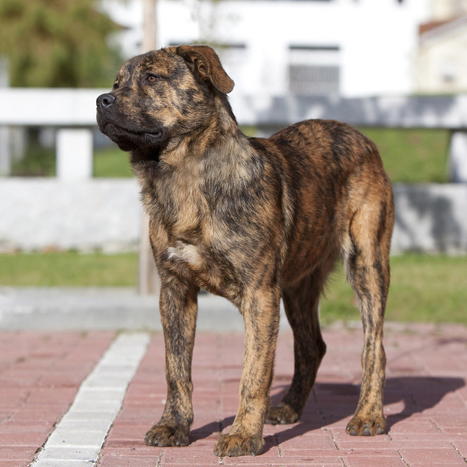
[93,144,134,178]
[91,128,451,183]
[361,127,450,184]
[1,252,466,325]
[12,128,451,183]
[320,254,467,325]
[0,251,138,287]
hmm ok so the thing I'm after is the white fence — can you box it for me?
[1,89,467,255]
[1,179,467,255]
[1,90,467,180]
[0,89,99,178]
[0,179,140,252]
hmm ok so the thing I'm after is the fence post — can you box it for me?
[56,128,93,180]
[138,213,161,295]
[448,131,467,183]
[138,0,160,296]
[0,58,9,176]
[0,127,10,176]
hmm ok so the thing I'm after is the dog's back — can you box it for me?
[246,119,394,287]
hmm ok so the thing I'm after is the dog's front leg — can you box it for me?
[145,276,198,447]
[215,289,280,457]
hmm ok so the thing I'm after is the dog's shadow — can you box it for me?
[190,376,465,453]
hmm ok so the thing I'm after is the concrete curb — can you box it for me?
[0,287,292,332]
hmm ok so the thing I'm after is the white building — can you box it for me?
[415,0,467,94]
[416,16,467,94]
[103,0,431,97]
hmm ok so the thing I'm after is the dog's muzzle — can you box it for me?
[96,93,167,151]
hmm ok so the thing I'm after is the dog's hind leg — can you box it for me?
[343,192,394,436]
[266,260,335,425]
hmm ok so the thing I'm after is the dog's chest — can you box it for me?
[141,163,246,297]
[143,162,205,232]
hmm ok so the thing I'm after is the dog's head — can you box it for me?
[96,45,234,153]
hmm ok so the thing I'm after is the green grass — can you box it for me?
[10,128,452,182]
[11,145,55,177]
[92,127,257,178]
[93,144,134,178]
[1,252,466,324]
[94,128,450,183]
[360,127,450,183]
[321,254,467,325]
[91,128,451,182]
[11,142,134,178]
[0,251,138,287]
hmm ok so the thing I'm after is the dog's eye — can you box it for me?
[112,81,119,90]
[146,74,162,83]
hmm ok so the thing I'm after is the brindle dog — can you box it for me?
[96,45,394,457]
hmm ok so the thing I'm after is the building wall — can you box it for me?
[430,0,467,20]
[416,20,467,93]
[103,0,429,98]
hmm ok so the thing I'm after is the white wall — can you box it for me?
[2,179,467,254]
[416,19,467,94]
[0,179,141,252]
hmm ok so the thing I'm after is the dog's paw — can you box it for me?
[145,424,190,447]
[346,414,387,436]
[266,403,300,425]
[214,433,264,457]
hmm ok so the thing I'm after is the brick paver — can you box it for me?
[1,323,467,466]
[0,331,115,466]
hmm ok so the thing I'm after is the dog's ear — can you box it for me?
[176,45,235,94]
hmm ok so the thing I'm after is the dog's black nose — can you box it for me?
[97,93,116,109]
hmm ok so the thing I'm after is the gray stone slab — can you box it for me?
[3,178,467,254]
[0,287,292,332]
[46,429,107,449]
[34,446,101,462]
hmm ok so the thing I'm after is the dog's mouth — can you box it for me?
[100,120,167,152]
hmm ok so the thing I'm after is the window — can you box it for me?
[440,58,457,85]
[288,45,341,95]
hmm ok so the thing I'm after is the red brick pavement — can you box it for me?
[99,323,467,467]
[1,324,467,466]
[0,331,116,466]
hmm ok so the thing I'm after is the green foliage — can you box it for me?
[0,0,123,87]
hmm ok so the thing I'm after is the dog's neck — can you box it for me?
[133,93,248,171]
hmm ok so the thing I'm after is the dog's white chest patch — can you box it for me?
[167,241,203,267]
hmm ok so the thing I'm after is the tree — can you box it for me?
[0,0,123,87]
